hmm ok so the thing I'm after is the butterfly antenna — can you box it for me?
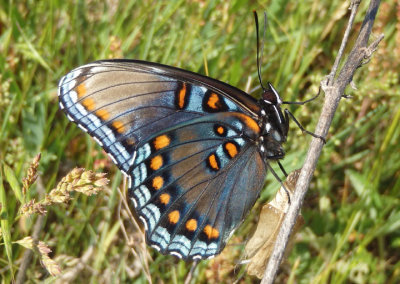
[259,12,267,84]
[253,11,266,91]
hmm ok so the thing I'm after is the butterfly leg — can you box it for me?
[284,109,326,143]
[265,162,291,204]
[282,85,322,105]
[277,161,288,178]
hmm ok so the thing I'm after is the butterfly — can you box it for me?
[57,13,321,261]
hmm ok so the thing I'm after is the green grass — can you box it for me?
[1,0,399,283]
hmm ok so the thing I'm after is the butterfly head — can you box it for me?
[258,83,288,159]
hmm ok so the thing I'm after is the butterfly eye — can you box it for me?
[262,89,278,104]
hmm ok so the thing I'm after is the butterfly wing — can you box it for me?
[130,112,266,259]
[58,60,261,174]
[58,60,267,260]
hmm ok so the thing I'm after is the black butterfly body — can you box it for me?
[58,59,288,260]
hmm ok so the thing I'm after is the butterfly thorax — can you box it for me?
[257,84,288,161]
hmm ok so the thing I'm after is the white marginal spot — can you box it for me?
[131,197,137,208]
[93,136,103,146]
[122,170,128,177]
[139,216,148,231]
[128,176,132,188]
[78,124,88,133]
[170,251,183,259]
[261,109,266,115]
[151,244,161,252]
[193,255,202,260]
[66,114,75,122]
[58,76,66,89]
[107,153,117,164]
[59,102,65,109]
[260,145,265,152]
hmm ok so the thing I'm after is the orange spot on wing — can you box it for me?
[225,142,238,158]
[186,219,197,231]
[154,135,170,150]
[204,225,219,239]
[178,83,187,109]
[207,93,220,109]
[95,109,110,120]
[112,120,126,133]
[237,113,260,133]
[150,155,163,170]
[159,193,170,205]
[208,154,219,170]
[152,176,164,190]
[76,84,87,98]
[168,210,180,224]
[217,126,225,135]
[82,98,95,111]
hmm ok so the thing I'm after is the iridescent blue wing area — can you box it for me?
[58,60,266,260]
[130,112,266,259]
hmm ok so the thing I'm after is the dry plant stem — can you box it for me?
[328,0,360,83]
[261,0,383,283]
[16,177,46,284]
[116,182,153,284]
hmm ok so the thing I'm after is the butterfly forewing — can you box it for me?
[58,60,261,174]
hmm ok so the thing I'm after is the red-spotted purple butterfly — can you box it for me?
[58,12,321,261]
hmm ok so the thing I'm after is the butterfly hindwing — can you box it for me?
[129,112,266,259]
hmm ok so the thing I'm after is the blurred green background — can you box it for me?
[0,0,399,283]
